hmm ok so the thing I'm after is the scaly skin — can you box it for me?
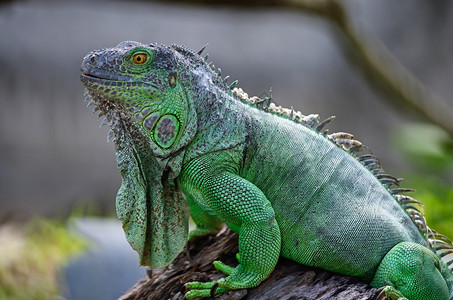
[80,41,453,299]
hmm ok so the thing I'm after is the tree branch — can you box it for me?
[119,228,379,299]
[287,0,453,140]
[158,0,453,139]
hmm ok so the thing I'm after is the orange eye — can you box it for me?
[132,53,148,64]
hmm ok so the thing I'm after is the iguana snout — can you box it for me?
[80,42,166,111]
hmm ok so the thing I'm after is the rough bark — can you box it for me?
[119,228,380,300]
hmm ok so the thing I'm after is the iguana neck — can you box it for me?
[182,64,248,163]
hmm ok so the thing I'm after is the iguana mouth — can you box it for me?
[80,66,136,82]
[81,73,106,80]
[81,73,162,92]
[80,73,122,85]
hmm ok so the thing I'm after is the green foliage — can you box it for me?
[0,219,88,300]
[393,122,453,172]
[406,175,453,240]
[70,196,114,218]
[392,122,453,240]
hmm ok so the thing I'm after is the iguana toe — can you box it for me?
[376,286,408,300]
[213,260,235,275]
[184,280,228,299]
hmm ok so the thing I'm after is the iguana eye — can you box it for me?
[132,53,148,64]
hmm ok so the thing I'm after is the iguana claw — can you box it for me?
[210,282,219,297]
[184,259,264,299]
[183,261,231,299]
[184,280,228,299]
[376,287,389,300]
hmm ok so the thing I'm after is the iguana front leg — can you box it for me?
[185,194,224,242]
[179,158,281,299]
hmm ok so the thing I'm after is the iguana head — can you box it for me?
[80,41,199,157]
[80,41,199,268]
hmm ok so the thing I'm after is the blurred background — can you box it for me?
[1,0,452,299]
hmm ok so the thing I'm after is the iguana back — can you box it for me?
[239,106,427,281]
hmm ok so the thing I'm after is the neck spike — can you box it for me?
[229,80,238,90]
[223,76,230,84]
[197,44,208,56]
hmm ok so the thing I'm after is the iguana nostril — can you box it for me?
[89,55,96,65]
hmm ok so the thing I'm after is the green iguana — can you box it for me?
[80,41,453,300]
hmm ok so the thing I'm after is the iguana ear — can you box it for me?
[147,80,198,164]
[115,128,189,268]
